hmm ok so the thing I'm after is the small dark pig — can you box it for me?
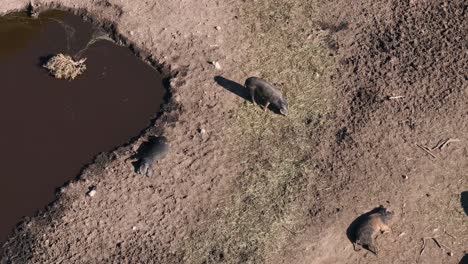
[132,136,169,177]
[354,206,394,255]
[244,77,288,115]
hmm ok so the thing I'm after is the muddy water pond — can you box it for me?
[0,11,164,241]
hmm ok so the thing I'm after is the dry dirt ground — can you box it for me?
[1,0,467,263]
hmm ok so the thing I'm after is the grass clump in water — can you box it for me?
[43,53,87,80]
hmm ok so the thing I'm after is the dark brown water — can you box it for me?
[0,11,165,241]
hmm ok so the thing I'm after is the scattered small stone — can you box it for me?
[213,61,222,70]
[86,186,97,197]
[198,128,206,134]
[208,60,222,70]
[215,26,221,31]
[402,175,408,180]
[132,226,137,231]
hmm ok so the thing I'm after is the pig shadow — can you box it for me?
[460,254,468,264]
[461,191,468,216]
[346,207,383,245]
[214,76,251,102]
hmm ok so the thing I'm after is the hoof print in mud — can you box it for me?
[133,136,169,177]
[348,205,395,255]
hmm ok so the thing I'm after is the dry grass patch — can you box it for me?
[43,54,87,80]
[185,0,339,263]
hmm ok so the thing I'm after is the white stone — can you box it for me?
[87,189,97,197]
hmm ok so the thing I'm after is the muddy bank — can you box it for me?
[0,10,165,241]
[1,0,249,262]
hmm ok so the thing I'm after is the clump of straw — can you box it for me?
[43,53,87,80]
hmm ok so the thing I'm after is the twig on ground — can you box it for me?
[416,144,437,159]
[432,138,460,151]
[281,225,296,235]
[432,237,442,249]
[443,229,457,240]
[420,238,426,255]
[388,95,404,100]
[420,237,453,256]
[432,237,452,253]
